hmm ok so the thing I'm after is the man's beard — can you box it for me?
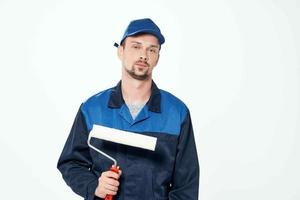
[125,65,150,80]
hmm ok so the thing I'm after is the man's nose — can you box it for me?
[139,49,148,61]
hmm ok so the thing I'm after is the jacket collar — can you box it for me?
[108,80,161,113]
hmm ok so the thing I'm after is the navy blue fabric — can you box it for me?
[57,81,199,200]
[119,18,165,46]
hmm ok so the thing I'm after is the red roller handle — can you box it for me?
[104,165,120,200]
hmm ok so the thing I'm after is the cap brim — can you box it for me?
[120,29,165,45]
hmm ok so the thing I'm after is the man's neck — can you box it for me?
[121,78,152,105]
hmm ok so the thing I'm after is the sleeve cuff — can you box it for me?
[86,179,103,200]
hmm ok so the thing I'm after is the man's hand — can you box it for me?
[95,167,122,198]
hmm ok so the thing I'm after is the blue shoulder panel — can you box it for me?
[81,88,188,136]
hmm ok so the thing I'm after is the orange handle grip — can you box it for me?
[104,165,119,200]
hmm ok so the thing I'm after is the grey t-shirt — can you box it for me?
[126,103,145,120]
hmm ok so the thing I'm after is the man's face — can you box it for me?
[118,34,160,81]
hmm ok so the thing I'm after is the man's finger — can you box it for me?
[104,183,119,192]
[104,178,120,187]
[104,171,121,180]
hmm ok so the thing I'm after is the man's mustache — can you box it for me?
[135,61,149,67]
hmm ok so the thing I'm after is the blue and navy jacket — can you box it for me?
[57,81,199,200]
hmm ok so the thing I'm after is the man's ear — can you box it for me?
[154,53,160,67]
[117,45,123,60]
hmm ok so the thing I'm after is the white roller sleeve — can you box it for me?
[90,125,157,151]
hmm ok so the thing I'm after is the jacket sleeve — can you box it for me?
[57,106,101,200]
[169,110,200,200]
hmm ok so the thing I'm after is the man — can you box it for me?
[57,18,199,200]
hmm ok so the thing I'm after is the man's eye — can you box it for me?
[132,45,140,49]
[149,48,158,54]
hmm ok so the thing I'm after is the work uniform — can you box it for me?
[57,81,199,200]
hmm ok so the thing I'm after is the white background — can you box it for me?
[0,0,299,199]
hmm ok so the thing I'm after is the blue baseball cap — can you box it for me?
[114,18,165,47]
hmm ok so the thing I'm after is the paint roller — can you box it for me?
[88,124,157,200]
